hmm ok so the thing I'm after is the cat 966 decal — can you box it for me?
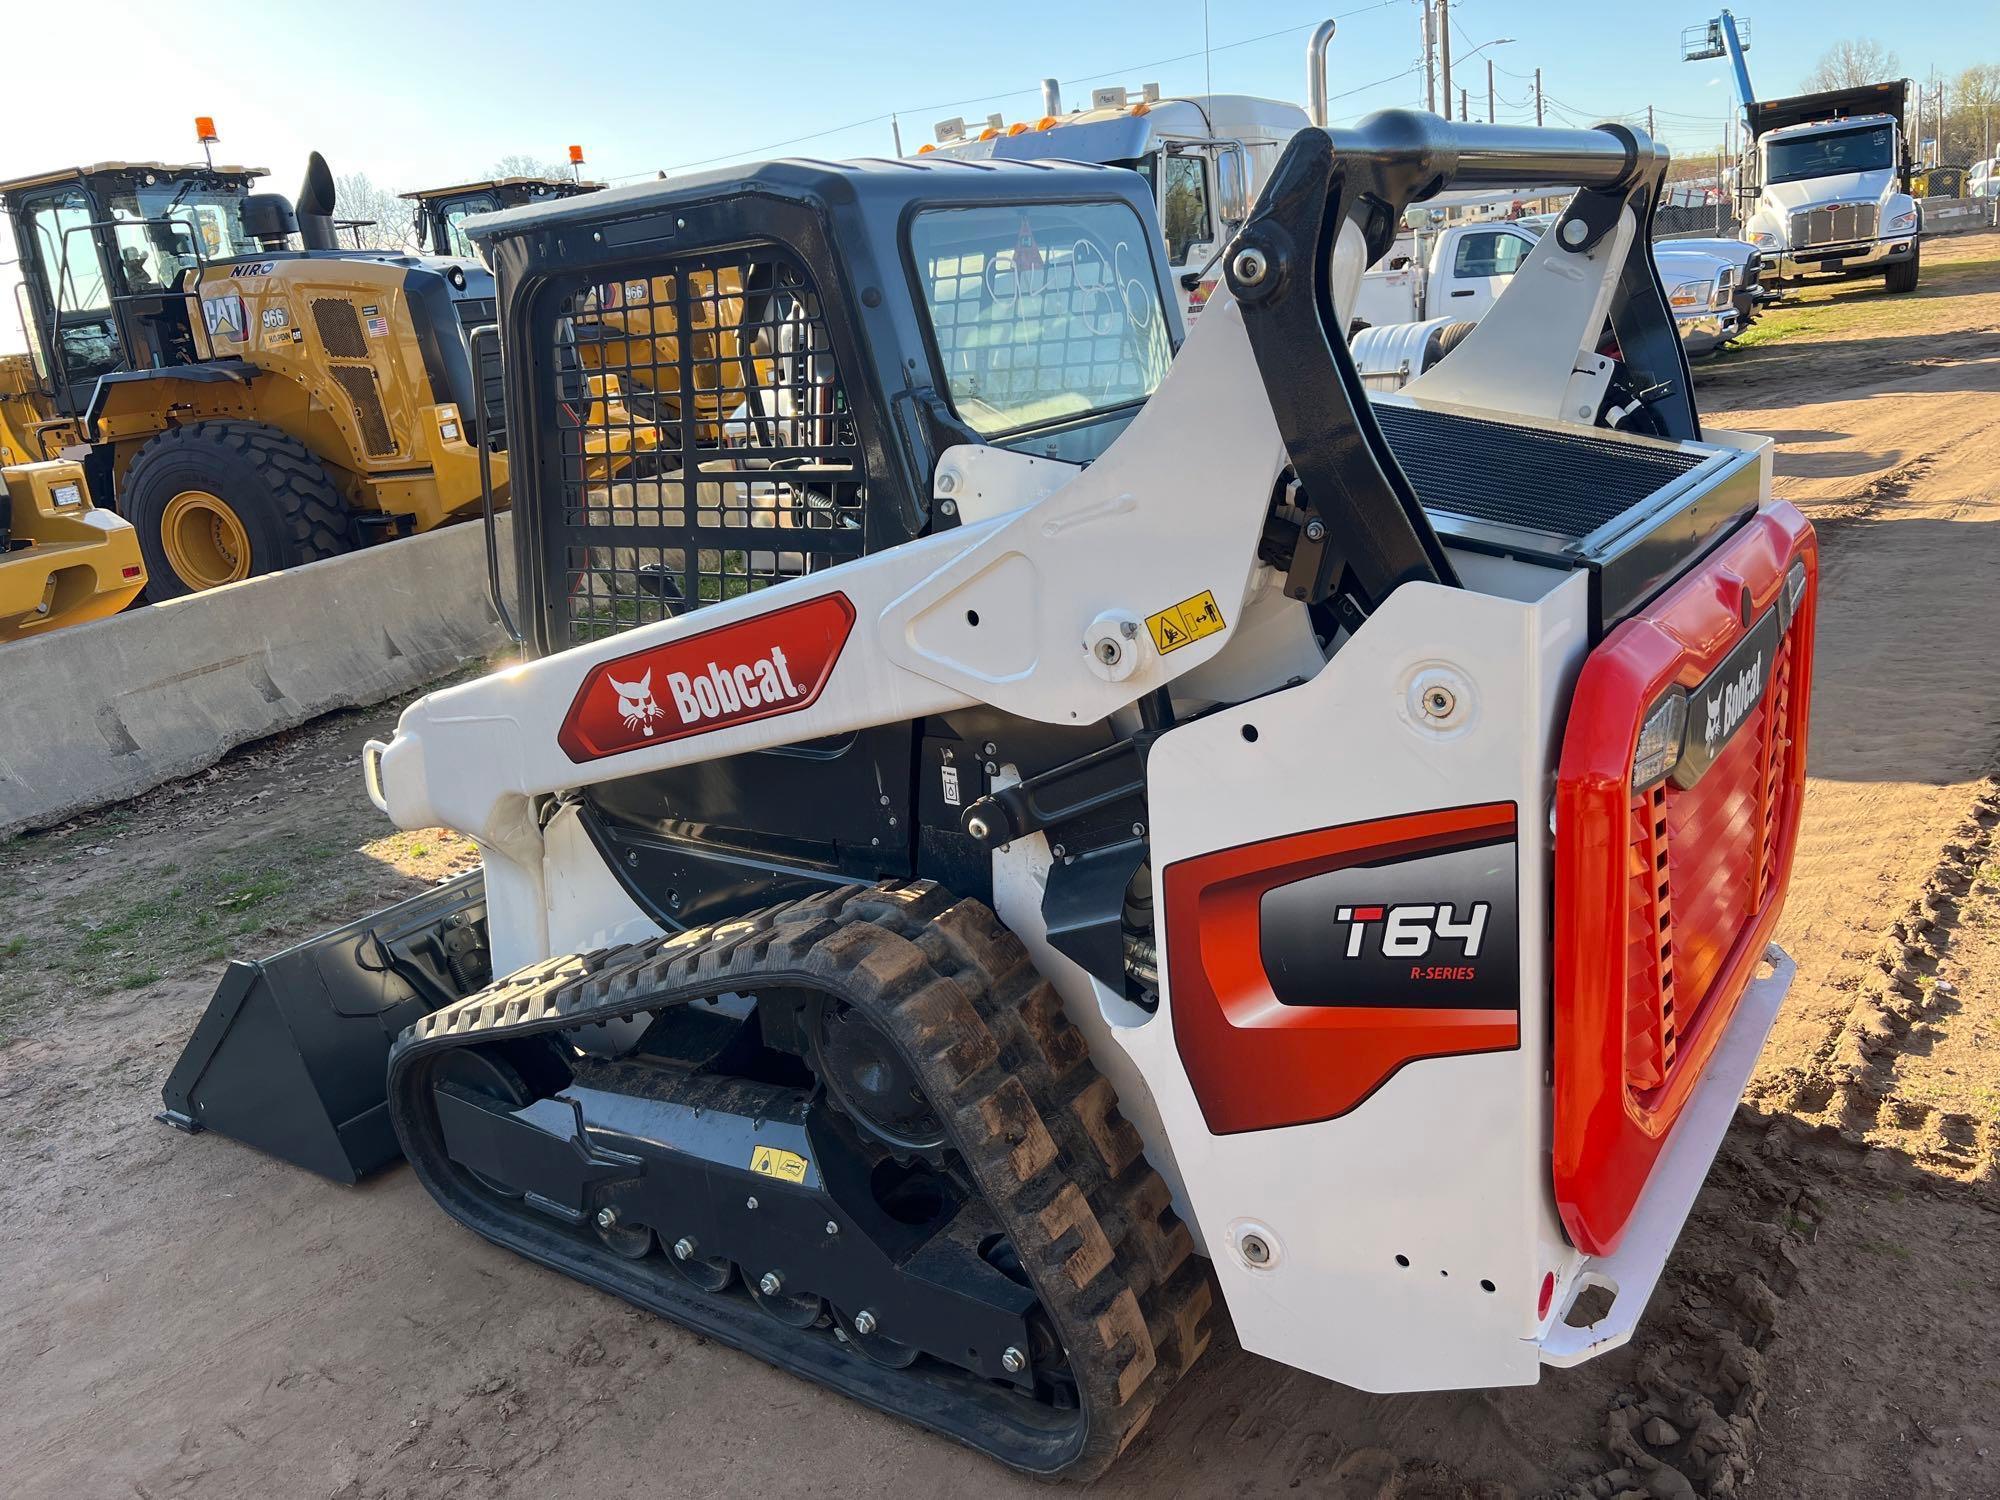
[557,593,855,762]
[1165,802,1520,1133]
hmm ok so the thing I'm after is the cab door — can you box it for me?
[14,186,128,414]
[1157,144,1218,322]
[1432,225,1536,322]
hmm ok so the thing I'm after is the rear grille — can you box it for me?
[329,365,396,456]
[454,296,506,447]
[1373,402,1706,542]
[312,298,369,358]
[1621,626,1796,1102]
[1788,202,1877,248]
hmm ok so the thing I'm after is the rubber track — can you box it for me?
[387,881,1217,1480]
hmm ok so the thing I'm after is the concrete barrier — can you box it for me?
[1921,197,1996,236]
[0,517,518,839]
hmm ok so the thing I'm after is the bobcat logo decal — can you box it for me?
[1704,692,1725,755]
[608,669,664,737]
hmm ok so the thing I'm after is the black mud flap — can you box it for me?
[158,871,491,1183]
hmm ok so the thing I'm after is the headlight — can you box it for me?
[1889,210,1917,231]
[1750,230,1780,248]
[1667,280,1707,309]
[1632,692,1688,791]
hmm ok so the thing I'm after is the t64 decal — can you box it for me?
[557,593,855,762]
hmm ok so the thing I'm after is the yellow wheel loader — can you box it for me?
[0,457,144,642]
[404,175,602,258]
[0,154,506,597]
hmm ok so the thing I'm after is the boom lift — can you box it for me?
[0,147,507,596]
[164,111,1817,1478]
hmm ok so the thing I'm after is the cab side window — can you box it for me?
[1160,154,1210,263]
[1452,230,1532,279]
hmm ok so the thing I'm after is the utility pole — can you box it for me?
[1460,86,1469,121]
[1487,59,1495,123]
[1438,0,1452,122]
[1534,66,1544,127]
[1647,104,1655,140]
[1422,2,1436,114]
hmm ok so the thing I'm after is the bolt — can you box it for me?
[853,1309,878,1335]
[1241,1233,1272,1266]
[673,1237,696,1261]
[746,1196,759,1210]
[1095,639,1121,665]
[1423,685,1457,720]
[939,497,958,517]
[626,850,640,866]
[825,1220,840,1236]
[982,742,998,756]
[1304,517,1327,543]
[1001,1346,1028,1373]
[878,795,891,806]
[966,815,992,841]
[1119,618,1138,638]
[1051,843,1066,858]
[834,1327,849,1342]
[1561,218,1588,247]
[759,1271,783,1296]
[937,471,958,495]
[1132,822,1146,837]
[595,1207,619,1231]
[1232,246,1269,286]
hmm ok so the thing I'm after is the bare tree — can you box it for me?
[1801,38,1900,92]
[333,172,415,251]
[490,153,573,181]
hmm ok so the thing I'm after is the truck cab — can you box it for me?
[924,88,1307,323]
[1740,83,1921,292]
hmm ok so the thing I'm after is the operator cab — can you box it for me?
[0,162,264,414]
[404,177,604,258]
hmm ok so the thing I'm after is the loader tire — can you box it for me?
[1884,244,1920,294]
[122,421,354,598]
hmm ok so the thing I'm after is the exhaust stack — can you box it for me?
[1307,20,1337,127]
[295,151,338,251]
[1041,77,1063,116]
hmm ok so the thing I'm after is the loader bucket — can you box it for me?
[158,872,490,1183]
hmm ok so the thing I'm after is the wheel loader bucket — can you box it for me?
[159,872,490,1183]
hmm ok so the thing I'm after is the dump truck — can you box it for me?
[0,153,506,596]
[164,110,1816,1479]
[1684,11,1920,291]
[0,456,144,642]
[404,175,603,259]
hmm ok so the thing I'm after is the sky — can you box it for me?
[2,0,1993,348]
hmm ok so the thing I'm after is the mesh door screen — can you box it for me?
[541,245,869,646]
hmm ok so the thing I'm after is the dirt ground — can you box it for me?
[4,233,1998,1500]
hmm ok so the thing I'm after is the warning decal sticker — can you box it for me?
[1146,590,1226,655]
[749,1145,810,1183]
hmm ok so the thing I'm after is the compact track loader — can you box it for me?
[0,154,505,597]
[164,112,1818,1479]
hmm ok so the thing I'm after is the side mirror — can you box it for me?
[1215,145,1251,226]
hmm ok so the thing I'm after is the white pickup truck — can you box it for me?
[1349,215,1750,394]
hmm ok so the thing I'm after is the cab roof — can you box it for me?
[401,176,605,202]
[0,161,265,197]
[461,153,1161,246]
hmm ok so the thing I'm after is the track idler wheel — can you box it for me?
[747,1269,825,1329]
[593,1207,655,1260]
[667,1236,735,1293]
[835,1307,920,1369]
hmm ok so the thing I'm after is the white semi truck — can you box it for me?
[931,22,1754,363]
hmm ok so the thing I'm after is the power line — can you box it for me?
[642,0,1405,177]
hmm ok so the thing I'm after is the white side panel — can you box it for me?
[1128,572,1593,1392]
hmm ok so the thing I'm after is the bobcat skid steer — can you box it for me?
[163,113,1817,1479]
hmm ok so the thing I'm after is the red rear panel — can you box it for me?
[1554,502,1816,1256]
